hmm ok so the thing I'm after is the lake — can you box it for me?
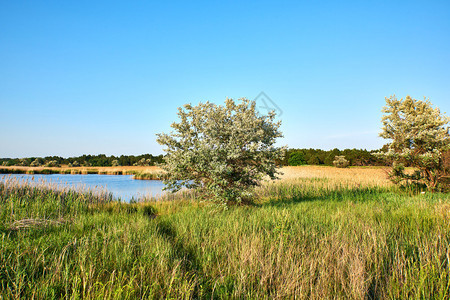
[0,174,166,202]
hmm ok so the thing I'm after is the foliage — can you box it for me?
[377,95,450,191]
[0,154,164,167]
[18,158,30,166]
[333,155,349,168]
[288,151,306,166]
[307,155,320,165]
[326,148,341,165]
[45,160,60,167]
[30,158,42,167]
[280,148,387,166]
[133,158,152,166]
[157,98,285,205]
[0,149,389,168]
[111,159,120,167]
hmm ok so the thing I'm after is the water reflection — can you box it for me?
[0,174,166,202]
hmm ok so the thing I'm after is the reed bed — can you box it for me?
[0,166,167,180]
[1,168,449,299]
[129,170,168,180]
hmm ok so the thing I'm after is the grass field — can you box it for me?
[1,166,449,299]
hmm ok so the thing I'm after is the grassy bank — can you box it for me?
[0,166,166,180]
[1,170,449,299]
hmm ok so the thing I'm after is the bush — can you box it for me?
[333,156,349,168]
[157,98,285,206]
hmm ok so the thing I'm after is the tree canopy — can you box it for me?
[378,95,450,190]
[156,98,285,206]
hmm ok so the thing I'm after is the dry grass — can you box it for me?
[9,218,68,230]
[273,166,393,188]
[278,166,389,180]
[2,164,391,182]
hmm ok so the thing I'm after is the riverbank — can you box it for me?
[0,165,392,181]
[0,166,166,180]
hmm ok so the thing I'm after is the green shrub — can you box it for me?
[288,151,306,166]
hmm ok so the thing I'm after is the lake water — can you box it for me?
[0,174,166,202]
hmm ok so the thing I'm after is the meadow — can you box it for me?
[1,166,449,299]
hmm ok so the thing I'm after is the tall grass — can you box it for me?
[0,166,165,180]
[1,171,449,299]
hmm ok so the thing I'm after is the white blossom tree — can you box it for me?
[377,95,450,191]
[333,156,349,168]
[156,98,285,206]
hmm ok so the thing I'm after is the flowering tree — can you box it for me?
[377,95,450,191]
[156,98,285,206]
[333,156,349,168]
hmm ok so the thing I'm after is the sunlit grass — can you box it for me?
[1,167,449,299]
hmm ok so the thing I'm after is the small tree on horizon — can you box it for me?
[156,98,285,206]
[333,155,349,168]
[377,95,450,191]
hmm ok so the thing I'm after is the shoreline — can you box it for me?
[0,166,165,180]
[0,165,392,183]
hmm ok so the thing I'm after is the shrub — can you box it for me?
[333,156,349,168]
[157,98,285,206]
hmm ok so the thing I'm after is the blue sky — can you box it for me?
[1,0,449,158]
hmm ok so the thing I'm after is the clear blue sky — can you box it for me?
[1,0,449,158]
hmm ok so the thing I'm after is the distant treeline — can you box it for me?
[0,154,164,167]
[282,148,388,166]
[1,148,389,168]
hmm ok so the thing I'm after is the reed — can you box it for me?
[0,166,165,180]
[130,170,168,180]
[0,168,449,299]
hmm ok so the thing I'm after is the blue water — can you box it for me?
[0,174,166,202]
